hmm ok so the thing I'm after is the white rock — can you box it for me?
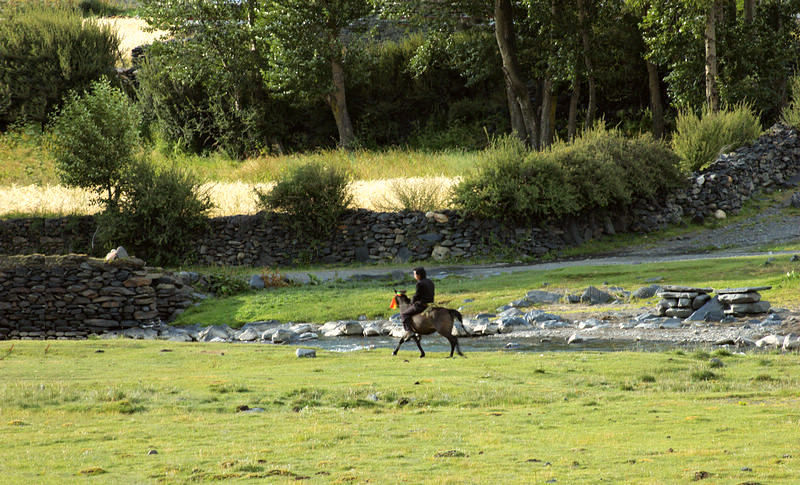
[756,335,783,348]
[431,245,450,261]
[237,327,261,342]
[272,328,295,343]
[290,323,313,334]
[567,333,584,344]
[296,348,316,358]
[362,323,382,337]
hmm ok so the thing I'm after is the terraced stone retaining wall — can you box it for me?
[1,125,799,265]
[0,255,195,340]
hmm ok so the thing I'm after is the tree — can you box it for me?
[704,0,720,112]
[0,3,120,130]
[494,0,539,148]
[261,0,373,149]
[139,0,282,157]
[50,78,140,210]
[641,0,800,119]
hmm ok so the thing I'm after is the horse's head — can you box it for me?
[390,290,410,309]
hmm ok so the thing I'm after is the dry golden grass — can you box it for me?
[0,178,458,218]
[0,184,101,217]
[94,17,168,64]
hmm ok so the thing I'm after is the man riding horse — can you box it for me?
[401,267,434,333]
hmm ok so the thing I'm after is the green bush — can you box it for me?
[49,78,140,210]
[453,126,683,224]
[555,123,682,210]
[0,3,120,129]
[136,40,290,158]
[780,75,800,130]
[97,161,214,266]
[452,136,578,224]
[254,164,353,239]
[672,104,762,173]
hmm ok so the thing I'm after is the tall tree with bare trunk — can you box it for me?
[494,0,539,148]
[261,0,371,149]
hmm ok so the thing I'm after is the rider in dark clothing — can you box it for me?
[401,267,435,332]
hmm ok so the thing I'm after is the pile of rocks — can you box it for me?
[656,286,714,318]
[717,286,771,316]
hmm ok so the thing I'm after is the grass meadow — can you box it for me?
[2,340,800,483]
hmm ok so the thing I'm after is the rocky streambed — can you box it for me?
[94,303,800,353]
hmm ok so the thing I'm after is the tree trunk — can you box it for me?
[329,58,355,149]
[540,76,553,148]
[539,0,557,149]
[494,0,539,149]
[567,73,581,140]
[744,0,755,24]
[705,1,720,112]
[578,0,596,128]
[506,80,526,142]
[646,60,664,139]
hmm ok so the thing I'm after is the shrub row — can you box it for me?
[452,125,684,225]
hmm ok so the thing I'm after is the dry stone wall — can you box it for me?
[0,255,195,340]
[1,125,799,265]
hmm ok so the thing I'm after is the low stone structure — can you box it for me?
[717,286,772,316]
[0,255,197,340]
[656,285,714,318]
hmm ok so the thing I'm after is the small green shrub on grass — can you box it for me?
[254,163,353,240]
[97,161,214,266]
[205,272,250,298]
[672,103,762,173]
[50,78,140,210]
[452,135,577,224]
[781,75,800,130]
[690,368,718,381]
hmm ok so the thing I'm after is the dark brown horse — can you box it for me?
[390,292,464,358]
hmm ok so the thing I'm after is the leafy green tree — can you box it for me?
[260,0,373,149]
[640,0,799,118]
[0,3,120,130]
[139,0,288,157]
[49,78,140,210]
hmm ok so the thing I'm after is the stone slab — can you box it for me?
[715,286,772,294]
[660,285,713,293]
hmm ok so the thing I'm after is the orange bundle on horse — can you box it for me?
[389,291,465,358]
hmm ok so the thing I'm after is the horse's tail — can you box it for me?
[448,309,463,323]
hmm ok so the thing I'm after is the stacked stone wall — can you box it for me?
[0,255,195,339]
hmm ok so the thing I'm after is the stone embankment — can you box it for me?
[0,255,197,340]
[2,125,799,265]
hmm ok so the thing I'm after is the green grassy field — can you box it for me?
[1,340,799,483]
[175,254,800,326]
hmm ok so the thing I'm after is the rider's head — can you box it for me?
[413,267,426,280]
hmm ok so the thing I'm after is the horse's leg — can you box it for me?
[392,333,410,356]
[444,333,459,358]
[412,334,425,358]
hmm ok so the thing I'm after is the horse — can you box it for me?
[390,291,465,358]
